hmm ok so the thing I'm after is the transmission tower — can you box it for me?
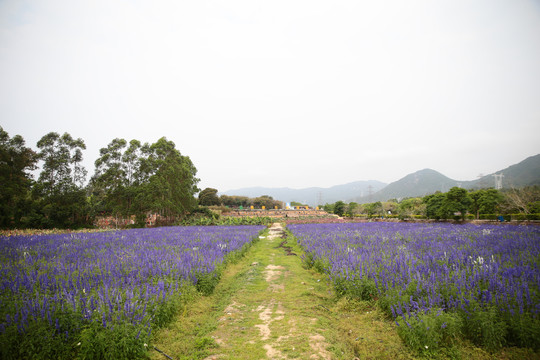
[493,173,504,190]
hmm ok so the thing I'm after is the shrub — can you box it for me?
[461,304,507,352]
[396,309,462,356]
[503,311,540,350]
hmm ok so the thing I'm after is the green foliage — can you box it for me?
[139,137,199,217]
[334,276,378,301]
[397,197,425,219]
[195,271,222,296]
[220,195,253,208]
[500,186,540,214]
[345,202,357,217]
[312,256,330,273]
[0,314,79,360]
[424,192,447,219]
[323,203,334,213]
[0,127,37,228]
[444,187,472,220]
[36,132,87,194]
[179,215,273,226]
[91,138,139,217]
[300,250,330,273]
[364,201,383,217]
[396,309,462,356]
[32,132,91,228]
[469,189,503,218]
[461,304,507,351]
[301,251,315,269]
[333,201,346,217]
[253,195,282,209]
[78,321,148,360]
[503,311,540,350]
[90,136,200,224]
[198,188,221,206]
[194,337,218,351]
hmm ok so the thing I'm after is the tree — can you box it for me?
[36,132,87,195]
[364,201,383,217]
[323,203,334,213]
[220,195,252,208]
[33,132,89,228]
[382,201,398,215]
[444,187,472,220]
[500,186,540,214]
[333,201,346,217]
[470,189,503,218]
[89,136,199,225]
[137,137,199,218]
[0,127,37,228]
[424,193,446,219]
[346,202,358,216]
[91,138,128,216]
[199,188,221,206]
[253,195,281,209]
[398,197,424,218]
[90,138,143,217]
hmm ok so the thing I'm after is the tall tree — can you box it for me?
[36,132,87,195]
[470,189,503,218]
[91,138,131,216]
[424,192,446,219]
[333,200,346,217]
[0,127,37,228]
[444,187,472,220]
[34,132,88,228]
[137,137,199,218]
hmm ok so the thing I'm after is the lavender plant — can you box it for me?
[289,222,540,353]
[0,225,263,359]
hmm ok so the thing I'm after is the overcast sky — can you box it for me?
[1,1,539,192]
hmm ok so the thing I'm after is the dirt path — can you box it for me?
[201,223,337,359]
[151,223,409,360]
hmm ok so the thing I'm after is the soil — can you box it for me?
[202,223,336,359]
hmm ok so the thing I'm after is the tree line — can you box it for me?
[198,188,283,210]
[0,127,199,229]
[324,186,540,220]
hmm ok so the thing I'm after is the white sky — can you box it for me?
[1,0,539,192]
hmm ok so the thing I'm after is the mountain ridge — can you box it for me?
[222,154,540,206]
[221,180,387,206]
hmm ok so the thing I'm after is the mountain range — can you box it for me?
[222,154,540,206]
[221,180,387,206]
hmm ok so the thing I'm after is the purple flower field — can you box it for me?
[289,222,540,350]
[0,225,263,357]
